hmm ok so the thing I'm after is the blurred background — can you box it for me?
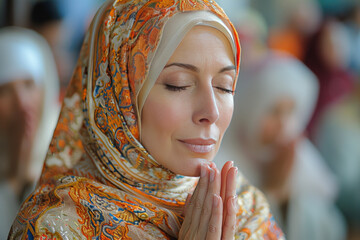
[0,0,359,239]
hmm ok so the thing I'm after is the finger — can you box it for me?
[180,164,209,237]
[209,161,217,169]
[220,161,233,200]
[225,167,238,200]
[208,164,221,197]
[223,166,238,223]
[198,166,221,237]
[206,194,223,240]
[186,164,208,215]
[182,193,192,216]
[188,164,211,233]
[222,196,237,239]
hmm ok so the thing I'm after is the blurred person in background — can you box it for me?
[28,0,106,101]
[0,27,60,238]
[30,0,65,53]
[268,0,322,61]
[342,3,360,77]
[314,6,360,239]
[314,50,360,240]
[315,75,360,240]
[304,18,355,139]
[215,52,346,240]
[318,0,356,18]
[233,7,269,70]
[29,0,71,101]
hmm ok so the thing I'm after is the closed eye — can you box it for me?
[164,84,189,92]
[215,86,234,94]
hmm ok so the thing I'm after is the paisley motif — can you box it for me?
[8,0,284,239]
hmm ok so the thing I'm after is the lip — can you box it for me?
[179,138,217,154]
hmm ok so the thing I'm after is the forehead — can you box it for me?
[274,97,295,107]
[167,26,235,64]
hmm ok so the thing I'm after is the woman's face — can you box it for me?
[141,26,235,177]
[0,78,43,145]
[259,97,295,146]
[319,22,347,69]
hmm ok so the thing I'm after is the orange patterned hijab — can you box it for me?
[9,0,284,239]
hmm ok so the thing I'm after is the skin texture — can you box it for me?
[141,26,235,177]
[179,161,238,239]
[141,26,238,239]
[0,78,43,185]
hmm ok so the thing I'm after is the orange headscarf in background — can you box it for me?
[9,0,283,239]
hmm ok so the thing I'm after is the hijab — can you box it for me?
[235,52,319,163]
[216,52,342,239]
[0,27,60,182]
[9,1,283,239]
[215,52,319,183]
[0,27,60,239]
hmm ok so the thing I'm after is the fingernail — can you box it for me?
[209,167,215,182]
[230,161,234,167]
[201,164,207,178]
[212,162,217,168]
[234,166,238,174]
[213,194,219,207]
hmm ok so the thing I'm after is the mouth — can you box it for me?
[178,138,216,154]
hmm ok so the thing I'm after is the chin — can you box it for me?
[173,155,215,177]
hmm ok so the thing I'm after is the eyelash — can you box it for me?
[164,84,234,94]
[215,87,234,94]
[164,84,188,92]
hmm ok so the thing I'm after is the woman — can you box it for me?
[29,0,70,101]
[215,52,346,240]
[9,0,284,239]
[0,27,60,239]
[268,0,321,61]
[303,18,355,139]
[315,77,360,240]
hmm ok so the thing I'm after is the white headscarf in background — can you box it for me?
[235,51,319,162]
[230,52,339,196]
[215,52,345,240]
[0,27,60,182]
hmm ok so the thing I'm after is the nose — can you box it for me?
[277,115,292,141]
[13,86,28,114]
[193,84,219,125]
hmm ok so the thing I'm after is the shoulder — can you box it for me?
[9,176,174,240]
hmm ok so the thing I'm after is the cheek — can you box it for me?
[260,117,279,144]
[0,97,12,115]
[0,100,12,129]
[141,92,191,169]
[143,96,187,136]
[218,97,234,134]
[0,94,17,129]
[141,92,191,162]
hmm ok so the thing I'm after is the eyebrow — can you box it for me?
[164,63,199,72]
[219,65,236,73]
[164,62,236,74]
